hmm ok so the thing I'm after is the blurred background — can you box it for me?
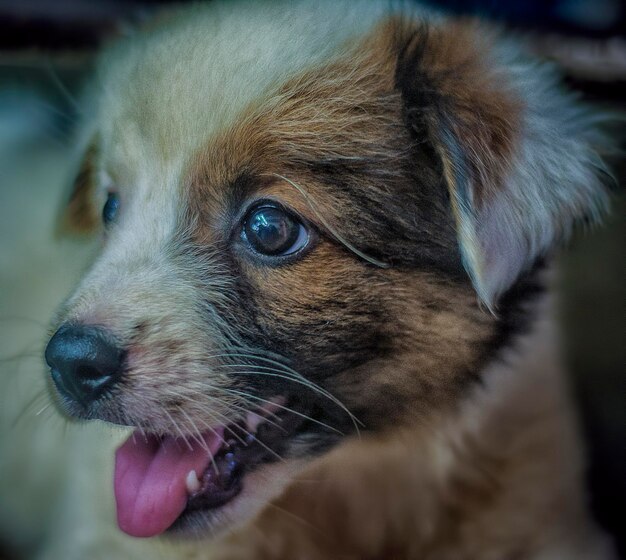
[0,1,624,559]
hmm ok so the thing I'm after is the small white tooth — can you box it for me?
[186,469,201,494]
[246,411,263,433]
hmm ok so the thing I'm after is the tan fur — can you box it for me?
[62,140,100,234]
[47,1,616,558]
[210,305,611,560]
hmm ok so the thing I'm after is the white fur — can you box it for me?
[459,39,611,308]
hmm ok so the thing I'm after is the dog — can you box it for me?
[44,1,617,558]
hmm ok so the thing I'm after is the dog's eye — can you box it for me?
[241,204,309,257]
[102,192,120,225]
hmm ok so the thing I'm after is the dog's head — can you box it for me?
[45,1,610,539]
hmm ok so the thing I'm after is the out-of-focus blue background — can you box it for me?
[0,1,624,559]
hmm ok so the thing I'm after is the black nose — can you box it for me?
[45,324,124,406]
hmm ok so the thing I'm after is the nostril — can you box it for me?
[76,364,106,380]
[45,324,125,407]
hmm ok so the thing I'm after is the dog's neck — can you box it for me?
[209,289,610,559]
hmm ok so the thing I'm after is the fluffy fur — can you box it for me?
[43,0,616,558]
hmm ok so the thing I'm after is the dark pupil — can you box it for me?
[245,207,299,256]
[102,193,120,224]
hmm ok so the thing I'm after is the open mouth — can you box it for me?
[114,397,303,538]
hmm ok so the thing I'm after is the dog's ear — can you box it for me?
[59,140,100,234]
[395,21,611,309]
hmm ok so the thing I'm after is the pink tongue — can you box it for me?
[114,428,223,537]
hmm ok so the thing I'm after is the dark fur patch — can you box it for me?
[176,18,541,443]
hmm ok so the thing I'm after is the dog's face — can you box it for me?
[45,1,608,540]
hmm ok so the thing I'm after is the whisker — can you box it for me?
[162,390,285,463]
[163,382,287,434]
[35,403,52,416]
[10,389,49,428]
[262,500,322,533]
[210,352,362,426]
[178,399,285,464]
[155,387,241,451]
[222,369,361,435]
[137,425,150,445]
[219,387,344,436]
[176,406,210,453]
[214,352,363,430]
[44,58,82,115]
[187,414,225,476]
[199,406,249,448]
[270,173,390,269]
[162,408,194,451]
[227,421,285,463]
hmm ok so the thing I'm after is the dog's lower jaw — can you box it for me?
[171,459,308,542]
[205,312,615,560]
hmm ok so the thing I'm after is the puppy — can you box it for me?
[46,1,616,558]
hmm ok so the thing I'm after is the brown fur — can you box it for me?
[52,9,614,559]
[178,19,518,429]
[396,20,523,207]
[209,316,606,560]
[62,140,100,234]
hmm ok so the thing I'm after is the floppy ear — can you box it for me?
[59,140,100,234]
[395,21,611,309]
